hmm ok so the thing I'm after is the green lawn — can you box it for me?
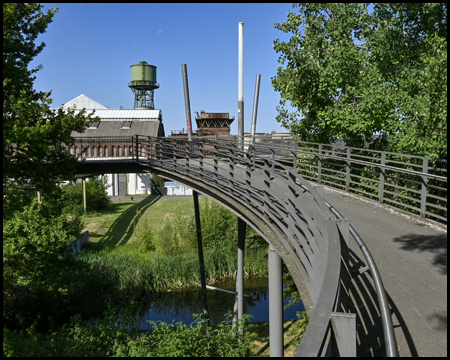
[82,196,197,247]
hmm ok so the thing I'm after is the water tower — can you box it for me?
[128,61,159,109]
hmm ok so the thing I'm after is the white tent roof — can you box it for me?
[61,94,108,110]
[59,94,162,120]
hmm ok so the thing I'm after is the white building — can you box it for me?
[164,182,193,196]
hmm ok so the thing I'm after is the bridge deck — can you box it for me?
[322,186,446,357]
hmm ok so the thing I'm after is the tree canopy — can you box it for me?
[3,3,96,194]
[272,3,447,158]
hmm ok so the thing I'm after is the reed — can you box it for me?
[77,243,268,306]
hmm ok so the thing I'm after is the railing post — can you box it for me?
[318,144,322,184]
[345,147,351,192]
[379,152,386,203]
[420,158,429,219]
[330,312,357,357]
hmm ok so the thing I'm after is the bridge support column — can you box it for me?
[233,217,247,330]
[193,191,209,324]
[269,245,284,357]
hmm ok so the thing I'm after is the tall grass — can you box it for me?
[77,197,271,313]
[78,244,268,301]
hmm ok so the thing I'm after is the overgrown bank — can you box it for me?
[4,196,305,356]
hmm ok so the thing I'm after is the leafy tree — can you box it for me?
[3,3,97,197]
[61,177,111,212]
[272,3,447,158]
[3,3,104,334]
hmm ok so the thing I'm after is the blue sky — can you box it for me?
[30,3,297,135]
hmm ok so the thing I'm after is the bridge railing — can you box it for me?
[70,135,447,227]
[214,135,447,226]
[137,135,389,356]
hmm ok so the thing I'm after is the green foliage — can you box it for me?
[135,198,267,256]
[272,3,447,158]
[78,243,268,301]
[3,311,254,357]
[3,200,122,331]
[3,201,74,289]
[3,3,97,193]
[117,312,254,357]
[61,177,111,212]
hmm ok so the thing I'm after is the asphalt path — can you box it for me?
[321,186,447,357]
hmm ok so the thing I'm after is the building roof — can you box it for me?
[62,94,108,110]
[85,109,162,120]
[71,120,165,138]
[61,94,162,121]
[57,94,165,137]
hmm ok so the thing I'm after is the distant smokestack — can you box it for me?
[181,64,193,141]
[238,22,244,150]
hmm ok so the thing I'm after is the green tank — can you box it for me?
[130,61,158,88]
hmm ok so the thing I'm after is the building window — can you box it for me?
[89,121,100,129]
[121,121,132,129]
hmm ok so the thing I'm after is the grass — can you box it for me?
[246,318,307,357]
[82,196,203,247]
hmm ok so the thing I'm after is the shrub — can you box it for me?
[61,176,110,212]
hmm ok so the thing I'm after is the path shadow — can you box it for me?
[393,233,447,275]
[96,195,162,247]
[347,248,419,357]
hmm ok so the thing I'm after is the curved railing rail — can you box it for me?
[74,135,405,356]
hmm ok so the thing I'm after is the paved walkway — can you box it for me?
[321,186,447,357]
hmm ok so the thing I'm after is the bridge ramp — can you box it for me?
[322,186,446,357]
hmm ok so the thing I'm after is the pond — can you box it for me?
[139,277,305,330]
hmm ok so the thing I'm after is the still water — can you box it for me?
[139,277,305,330]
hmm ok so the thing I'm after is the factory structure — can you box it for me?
[61,61,236,196]
[172,111,235,137]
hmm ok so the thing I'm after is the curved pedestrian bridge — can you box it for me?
[75,135,446,357]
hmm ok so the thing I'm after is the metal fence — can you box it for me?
[216,135,447,226]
